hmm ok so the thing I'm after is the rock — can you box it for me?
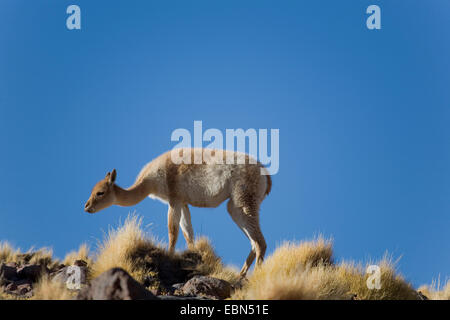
[172,283,184,289]
[181,276,232,300]
[17,264,49,282]
[149,288,160,296]
[417,291,429,300]
[166,284,186,295]
[3,279,32,297]
[51,268,68,283]
[169,283,185,295]
[5,262,18,268]
[231,277,247,291]
[5,282,18,292]
[17,283,32,295]
[129,247,203,289]
[51,265,87,288]
[0,263,18,282]
[73,260,87,267]
[76,268,157,300]
[157,295,212,300]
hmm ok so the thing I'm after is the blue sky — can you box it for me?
[0,0,449,287]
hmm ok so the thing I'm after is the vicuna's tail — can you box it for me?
[257,162,272,197]
[265,174,272,196]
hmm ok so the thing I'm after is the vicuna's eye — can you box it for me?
[96,192,104,196]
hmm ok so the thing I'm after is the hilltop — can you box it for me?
[0,215,448,300]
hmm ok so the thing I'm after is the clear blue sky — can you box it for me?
[1,0,449,287]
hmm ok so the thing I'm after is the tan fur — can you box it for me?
[85,148,272,277]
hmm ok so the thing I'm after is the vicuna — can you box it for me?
[84,148,272,277]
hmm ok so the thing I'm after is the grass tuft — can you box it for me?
[334,255,419,300]
[0,217,446,300]
[418,278,450,300]
[0,241,59,270]
[63,243,93,266]
[90,215,161,282]
[190,237,240,284]
[233,238,419,300]
[91,215,239,289]
[31,275,76,300]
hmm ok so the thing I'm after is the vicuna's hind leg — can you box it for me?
[227,200,267,277]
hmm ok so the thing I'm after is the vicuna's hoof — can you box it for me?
[233,276,248,291]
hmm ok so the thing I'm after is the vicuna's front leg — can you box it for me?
[167,204,181,254]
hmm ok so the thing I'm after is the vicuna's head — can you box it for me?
[84,169,117,213]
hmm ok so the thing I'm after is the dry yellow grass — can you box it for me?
[63,243,92,266]
[0,242,19,263]
[334,256,419,300]
[90,215,161,282]
[232,237,343,300]
[90,214,239,286]
[0,241,59,270]
[238,237,333,288]
[255,237,333,277]
[233,263,352,300]
[31,275,76,300]
[418,279,450,300]
[0,216,447,300]
[232,238,420,300]
[190,236,240,284]
[0,287,22,300]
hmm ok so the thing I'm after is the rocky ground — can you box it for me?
[1,259,431,300]
[1,219,445,300]
[0,258,236,300]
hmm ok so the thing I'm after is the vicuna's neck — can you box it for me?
[113,180,152,207]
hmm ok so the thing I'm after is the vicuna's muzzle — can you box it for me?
[84,200,93,213]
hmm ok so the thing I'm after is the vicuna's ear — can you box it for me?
[109,169,117,184]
